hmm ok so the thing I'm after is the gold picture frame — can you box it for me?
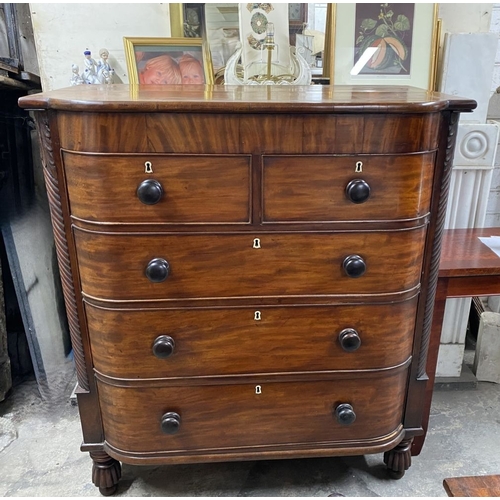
[123,37,214,85]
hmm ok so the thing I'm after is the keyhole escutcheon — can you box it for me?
[145,161,153,173]
[253,238,261,249]
[355,161,363,173]
[255,385,262,394]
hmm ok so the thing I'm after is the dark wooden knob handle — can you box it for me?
[335,403,356,425]
[152,335,175,358]
[339,328,361,352]
[145,258,170,283]
[345,179,370,204]
[137,179,163,205]
[161,412,181,434]
[343,254,366,278]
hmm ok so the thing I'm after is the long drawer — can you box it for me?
[62,152,252,224]
[74,227,426,301]
[262,153,435,223]
[86,297,417,379]
[97,368,408,453]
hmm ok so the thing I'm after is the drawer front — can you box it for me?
[262,153,435,222]
[57,111,440,154]
[98,369,407,453]
[87,297,417,379]
[62,152,251,223]
[74,228,426,300]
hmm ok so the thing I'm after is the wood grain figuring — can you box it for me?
[57,112,149,152]
[74,228,426,301]
[303,114,440,154]
[55,112,441,155]
[262,153,435,222]
[146,114,241,154]
[443,475,500,497]
[85,298,417,379]
[361,114,438,153]
[62,152,251,224]
[97,368,408,453]
[439,228,500,278]
[34,113,90,392]
[103,427,406,465]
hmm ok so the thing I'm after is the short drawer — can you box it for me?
[262,153,435,222]
[97,368,407,453]
[74,227,426,300]
[86,297,417,379]
[61,152,251,224]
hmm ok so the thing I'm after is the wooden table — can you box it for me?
[408,228,500,493]
[444,475,500,496]
[413,228,500,456]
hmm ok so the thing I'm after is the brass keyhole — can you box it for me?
[254,311,261,321]
[253,238,261,249]
[355,161,363,173]
[145,161,153,173]
[255,385,262,394]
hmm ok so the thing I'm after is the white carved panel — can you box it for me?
[445,168,494,229]
[455,123,499,166]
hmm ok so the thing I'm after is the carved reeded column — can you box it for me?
[90,451,122,496]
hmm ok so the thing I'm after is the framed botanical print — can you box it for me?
[331,3,439,89]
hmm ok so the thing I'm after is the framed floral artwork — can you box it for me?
[331,3,439,89]
[123,37,214,85]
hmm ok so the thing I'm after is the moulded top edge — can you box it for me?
[18,84,477,114]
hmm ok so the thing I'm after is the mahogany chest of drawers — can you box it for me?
[19,85,475,495]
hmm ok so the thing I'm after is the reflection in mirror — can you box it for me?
[204,3,331,83]
[205,3,240,73]
[296,3,328,74]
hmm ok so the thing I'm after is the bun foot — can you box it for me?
[90,451,121,496]
[99,485,118,496]
[387,469,406,480]
[384,437,413,480]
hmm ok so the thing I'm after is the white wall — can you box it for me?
[29,3,172,91]
[439,3,493,34]
[488,4,500,228]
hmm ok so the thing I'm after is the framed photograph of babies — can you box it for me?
[123,37,214,85]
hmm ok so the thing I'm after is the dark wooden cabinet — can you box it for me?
[19,85,476,495]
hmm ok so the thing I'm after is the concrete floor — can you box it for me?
[1,371,500,497]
